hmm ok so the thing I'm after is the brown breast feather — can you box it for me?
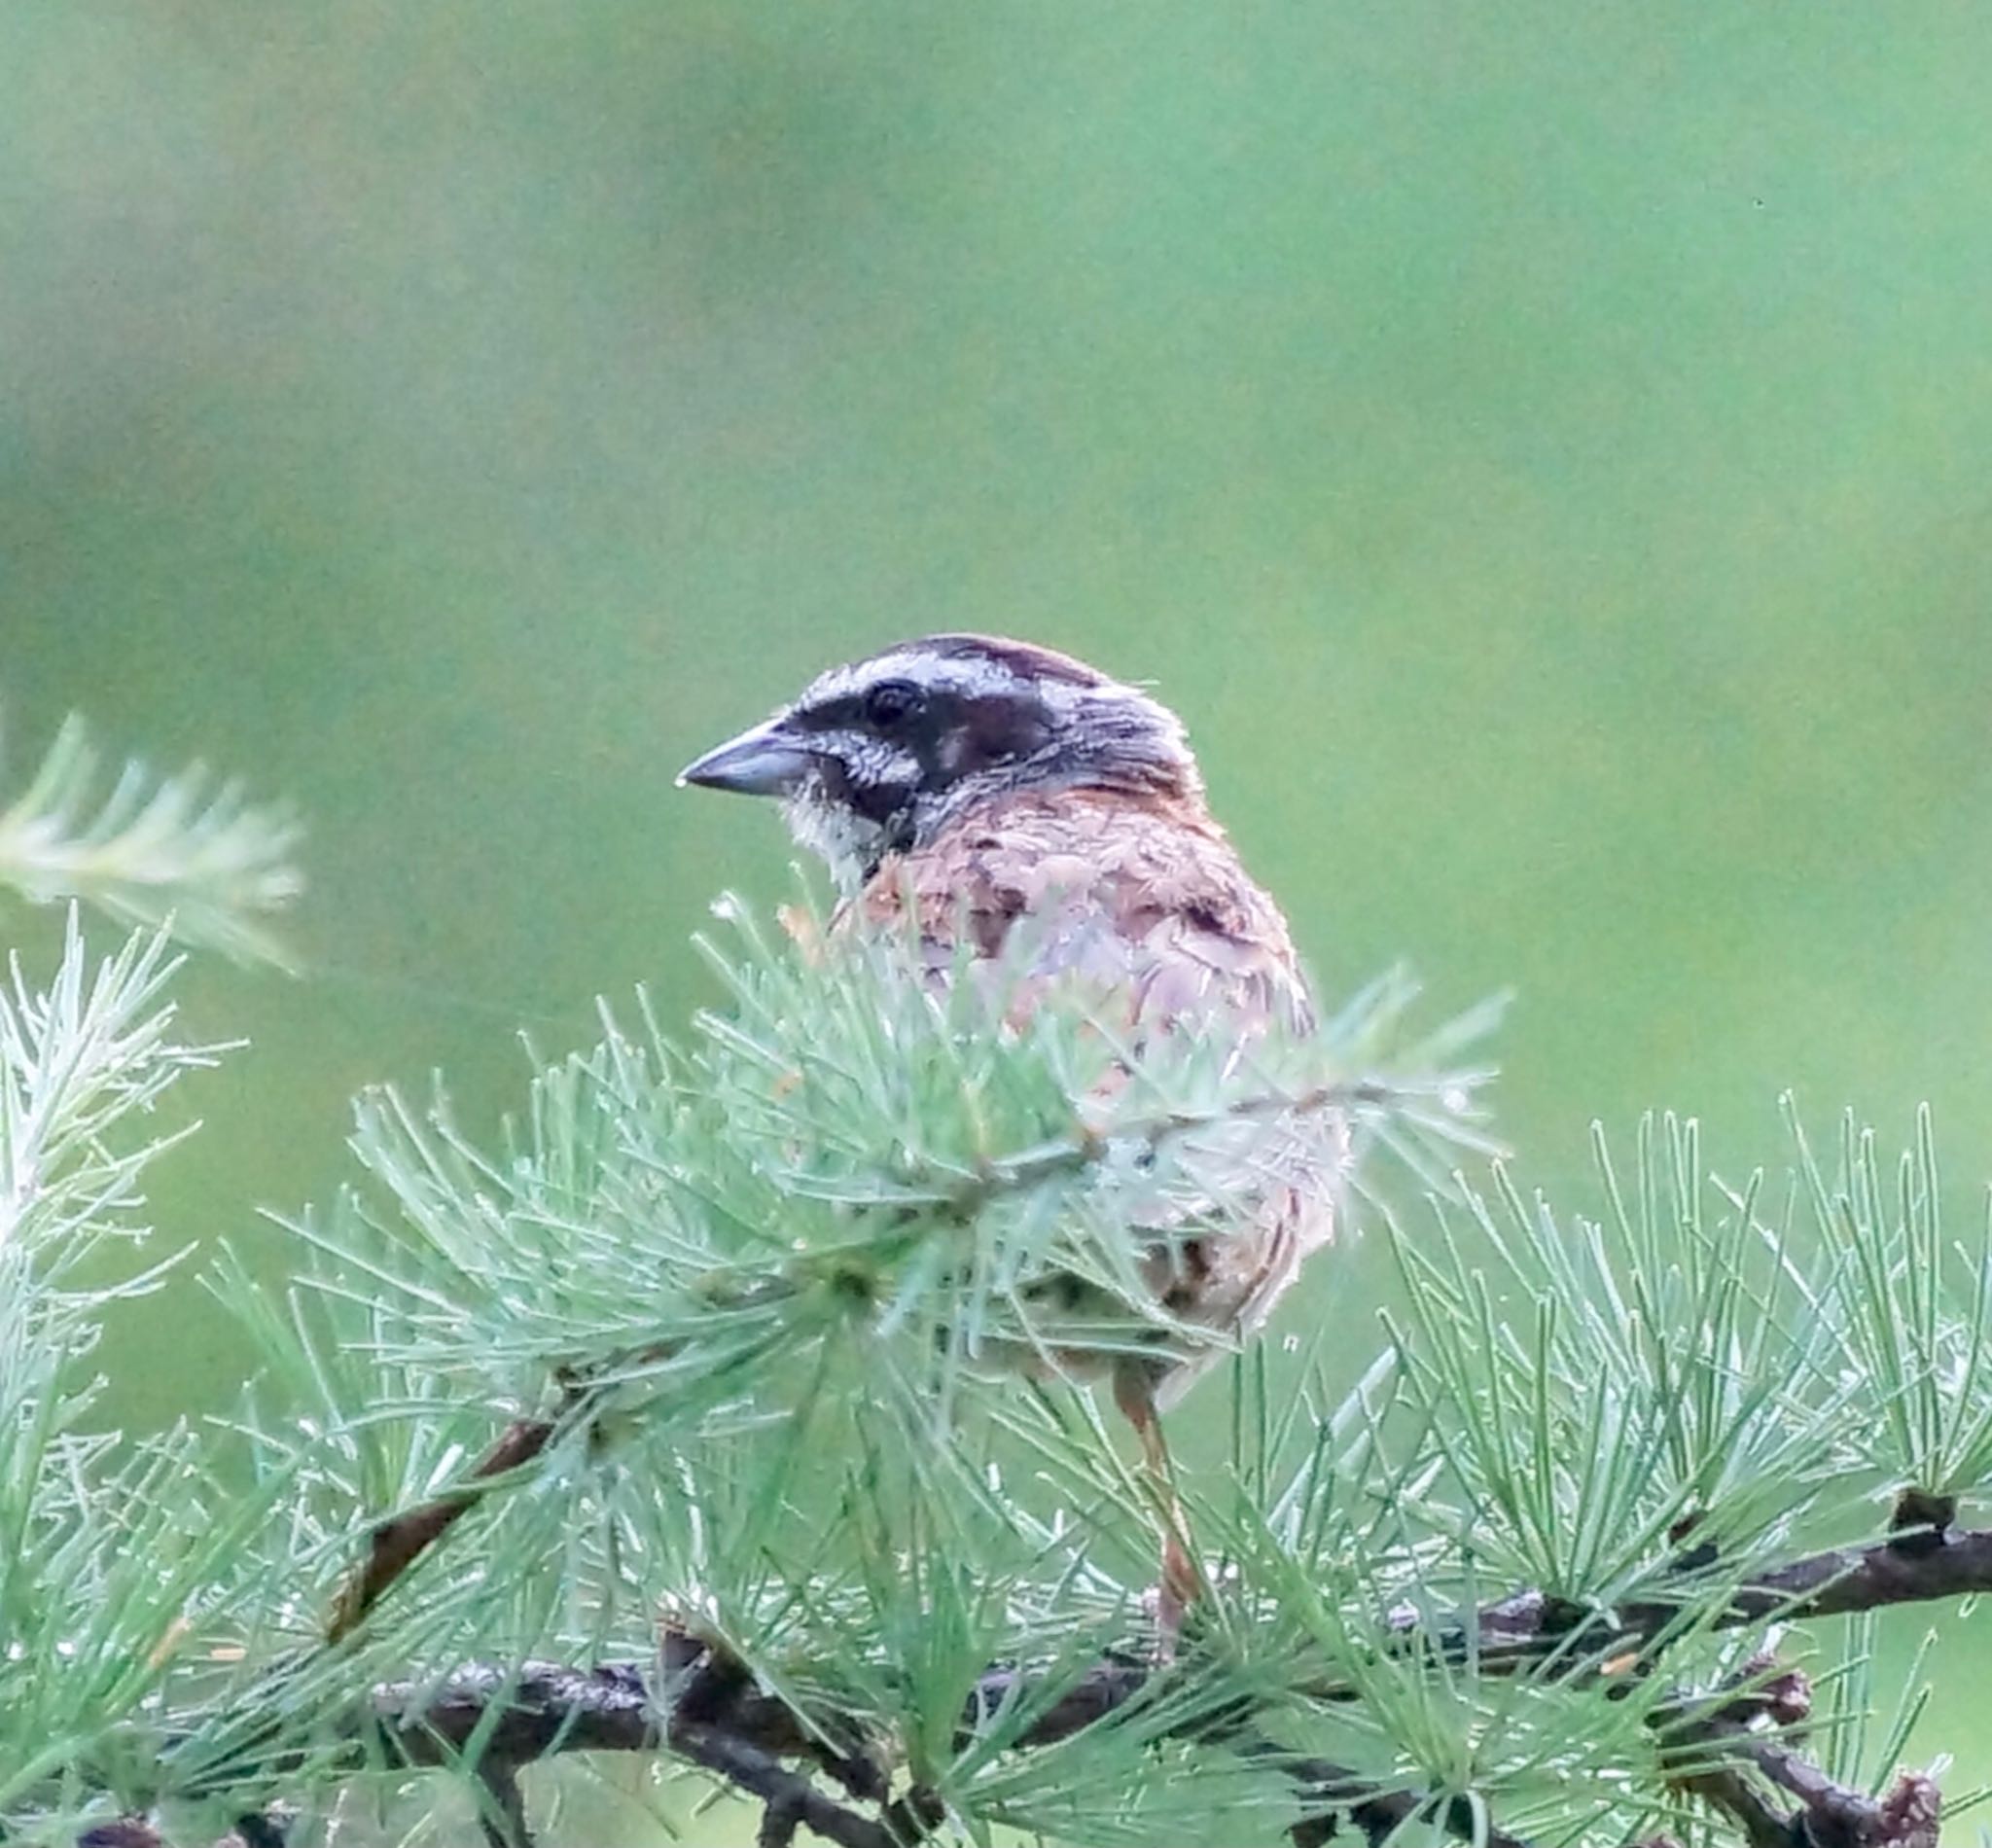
[849,789,1311,1037]
[838,788,1335,1391]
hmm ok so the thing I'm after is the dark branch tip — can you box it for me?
[1888,1487,1957,1555]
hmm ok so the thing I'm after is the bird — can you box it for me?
[679,632,1337,1639]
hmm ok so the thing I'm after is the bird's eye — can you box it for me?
[863,679,924,729]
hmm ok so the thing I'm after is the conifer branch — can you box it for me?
[475,1759,530,1848]
[0,714,302,966]
[1696,1750,1940,1848]
[1459,1521,1992,1676]
[316,1054,1439,1653]
[938,1074,1400,1208]
[185,1515,1992,1848]
[347,1660,1532,1848]
[10,799,1976,1848]
[1656,1681,1936,1848]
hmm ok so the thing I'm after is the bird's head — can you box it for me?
[679,634,1201,885]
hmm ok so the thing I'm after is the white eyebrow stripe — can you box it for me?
[785,639,1191,775]
[800,648,1028,709]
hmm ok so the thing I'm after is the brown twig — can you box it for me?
[326,1413,560,1644]
[475,1758,530,1848]
[325,1301,800,1649]
[1282,1758,1533,1848]
[1671,1744,1795,1848]
[361,1658,898,1848]
[1663,1701,1940,1848]
[1635,1521,1992,1632]
[1406,1522,1992,1685]
[669,1722,905,1848]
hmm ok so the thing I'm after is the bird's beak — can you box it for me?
[676,718,815,797]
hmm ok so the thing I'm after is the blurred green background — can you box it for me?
[6,0,1992,1836]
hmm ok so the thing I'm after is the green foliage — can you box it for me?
[0,728,1983,1848]
[1384,1118,1846,1605]
[282,893,1493,1441]
[0,714,302,968]
[0,922,293,1837]
[1787,1099,1992,1502]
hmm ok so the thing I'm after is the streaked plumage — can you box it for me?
[683,633,1338,1634]
[849,782,1327,1386]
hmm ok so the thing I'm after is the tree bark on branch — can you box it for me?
[140,1517,1979,1848]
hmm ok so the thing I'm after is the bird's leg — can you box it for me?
[1112,1359,1202,1660]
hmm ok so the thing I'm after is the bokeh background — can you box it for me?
[7,2,1992,1837]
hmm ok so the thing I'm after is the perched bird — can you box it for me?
[680,633,1335,1634]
